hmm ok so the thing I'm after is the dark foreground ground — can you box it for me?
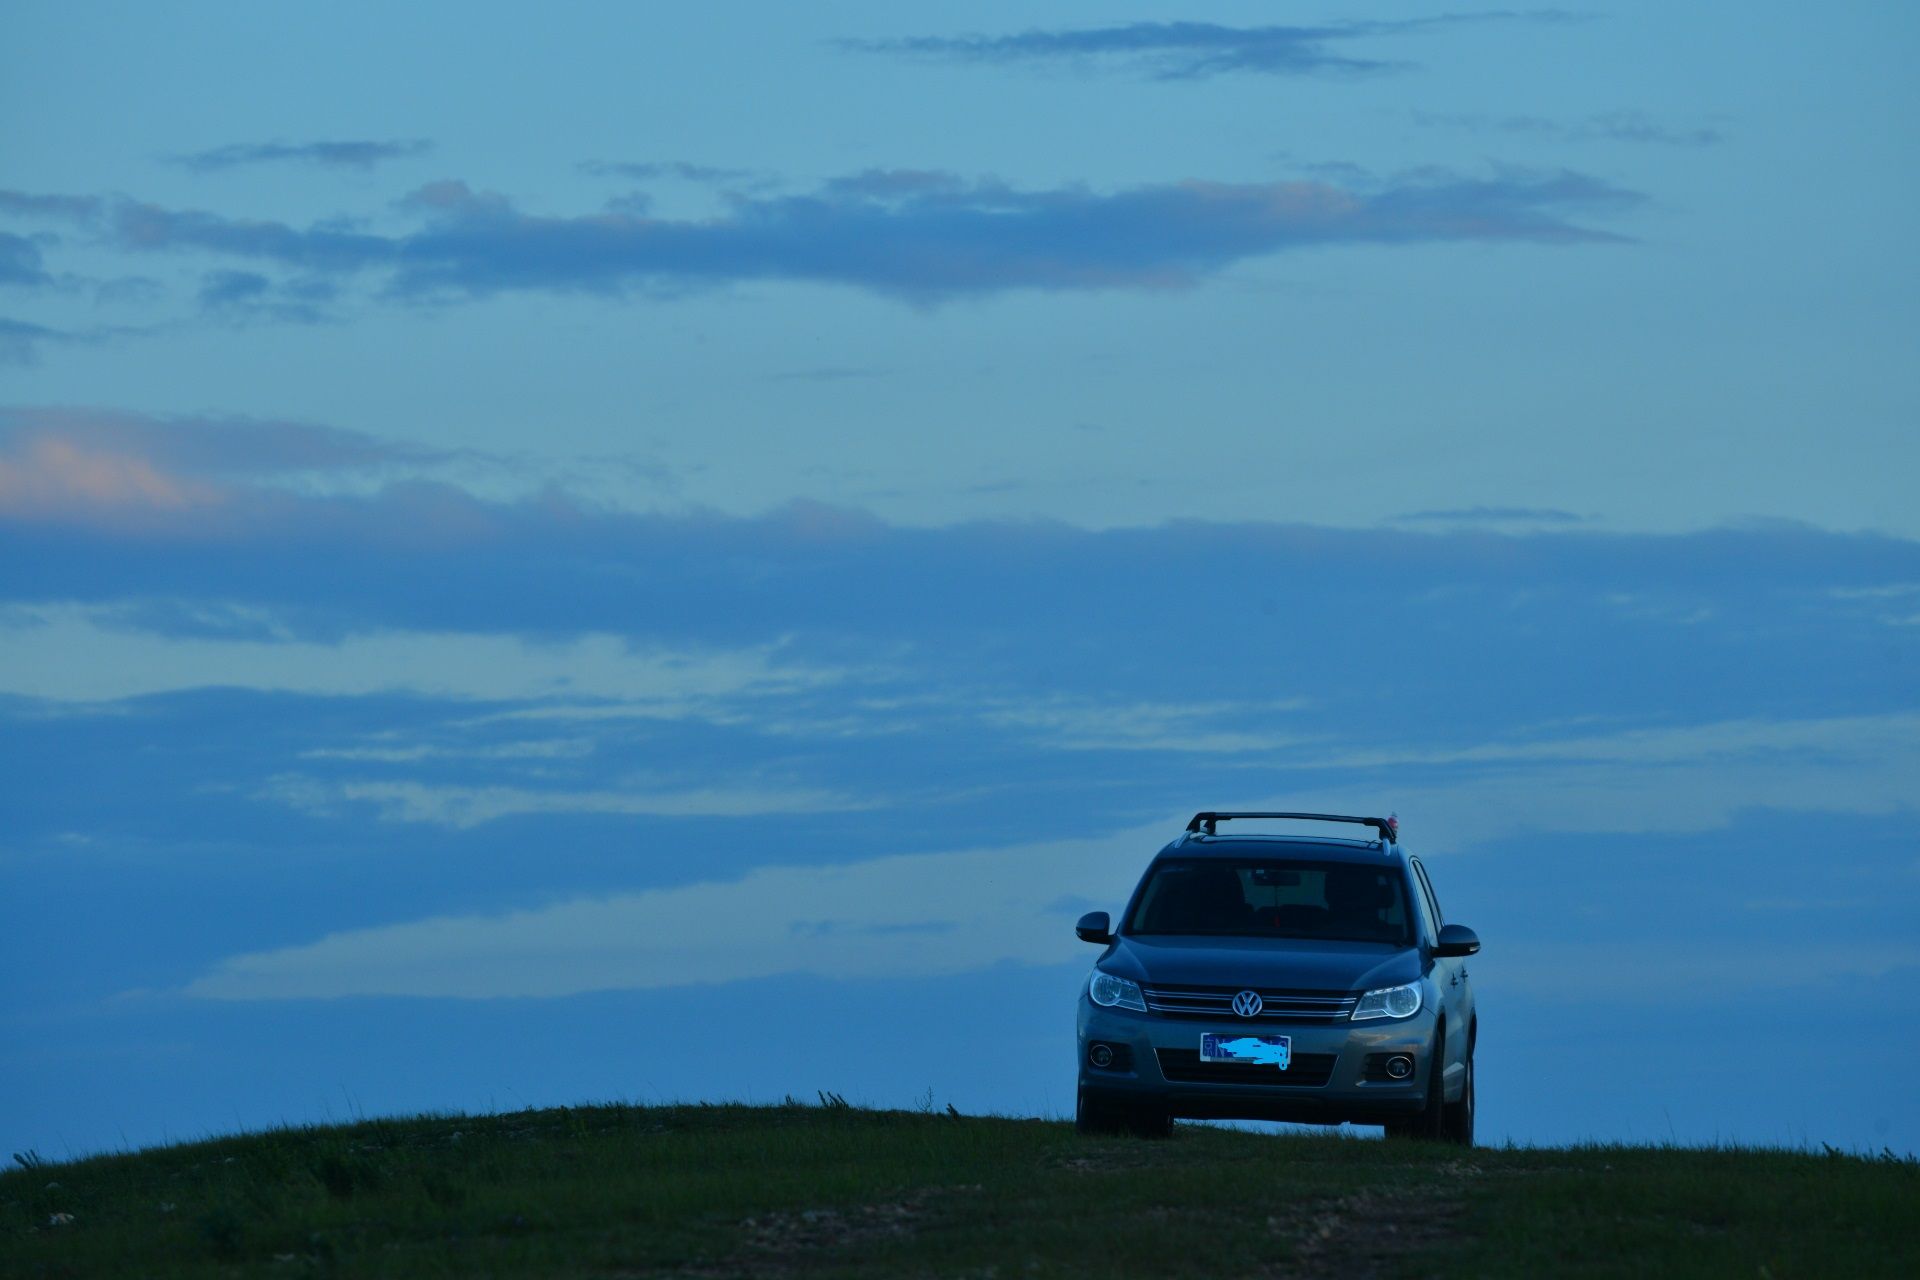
[4,1100,1914,1278]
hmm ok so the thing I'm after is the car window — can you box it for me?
[1127,859,1412,945]
[1404,864,1438,944]
[1411,859,1445,928]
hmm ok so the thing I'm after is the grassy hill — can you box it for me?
[4,1099,1913,1278]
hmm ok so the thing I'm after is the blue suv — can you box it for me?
[1074,812,1480,1142]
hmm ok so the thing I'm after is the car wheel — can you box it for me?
[1128,1104,1173,1139]
[1075,1086,1126,1136]
[1443,1050,1475,1147]
[1384,1033,1447,1142]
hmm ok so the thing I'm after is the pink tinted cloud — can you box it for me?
[0,433,224,526]
[0,408,549,546]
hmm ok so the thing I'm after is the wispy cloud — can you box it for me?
[110,199,394,273]
[0,406,452,501]
[0,317,67,365]
[0,317,163,366]
[262,775,875,828]
[300,736,594,764]
[577,160,766,186]
[1394,505,1588,525]
[180,702,1920,999]
[183,824,1155,998]
[51,165,1637,307]
[0,604,845,705]
[846,13,1586,80]
[196,270,338,324]
[0,433,220,523]
[980,695,1313,753]
[172,138,434,173]
[0,233,53,287]
[1414,109,1726,147]
[0,190,103,222]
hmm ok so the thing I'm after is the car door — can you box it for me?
[1411,858,1472,1076]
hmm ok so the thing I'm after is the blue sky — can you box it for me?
[3,2,1917,1158]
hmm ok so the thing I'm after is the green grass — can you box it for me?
[4,1099,1913,1278]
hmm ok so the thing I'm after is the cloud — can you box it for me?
[182,823,1156,998]
[980,695,1313,753]
[261,775,876,828]
[0,407,455,516]
[0,316,168,365]
[0,190,102,222]
[1294,712,1920,847]
[0,317,66,365]
[1327,709,1920,771]
[577,160,764,186]
[0,233,52,287]
[172,139,434,173]
[299,736,595,764]
[3,407,1916,771]
[196,270,337,323]
[110,199,395,273]
[845,13,1585,80]
[66,166,1636,306]
[179,702,1920,998]
[1414,109,1725,147]
[0,433,222,524]
[0,604,845,704]
[197,270,272,306]
[1394,505,1588,525]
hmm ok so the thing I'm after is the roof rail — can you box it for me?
[1186,811,1398,843]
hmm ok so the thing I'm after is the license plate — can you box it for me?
[1200,1032,1291,1069]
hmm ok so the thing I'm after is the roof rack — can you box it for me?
[1186,811,1398,844]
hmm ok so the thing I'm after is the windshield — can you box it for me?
[1127,859,1413,944]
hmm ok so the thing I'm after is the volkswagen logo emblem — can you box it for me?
[1232,990,1264,1018]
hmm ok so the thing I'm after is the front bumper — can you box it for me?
[1077,998,1435,1125]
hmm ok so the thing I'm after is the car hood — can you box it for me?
[1102,935,1419,992]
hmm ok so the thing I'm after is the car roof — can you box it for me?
[1152,833,1408,867]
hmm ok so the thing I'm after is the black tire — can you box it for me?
[1443,1049,1475,1147]
[1384,1031,1448,1142]
[1128,1104,1173,1140]
[1075,1087,1126,1135]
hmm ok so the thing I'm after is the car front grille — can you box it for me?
[1141,984,1358,1023]
[1155,1049,1338,1087]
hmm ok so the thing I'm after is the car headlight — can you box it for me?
[1088,971,1147,1012]
[1351,981,1422,1021]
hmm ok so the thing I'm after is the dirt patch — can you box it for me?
[1273,1188,1463,1278]
[1265,1158,1486,1280]
[735,1199,924,1255]
[672,1185,979,1277]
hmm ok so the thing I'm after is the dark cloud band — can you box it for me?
[846,12,1587,80]
[171,139,434,173]
[41,166,1640,307]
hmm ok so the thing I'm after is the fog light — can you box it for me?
[1385,1054,1414,1080]
[1088,1043,1115,1069]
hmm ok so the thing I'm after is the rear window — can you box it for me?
[1127,859,1412,945]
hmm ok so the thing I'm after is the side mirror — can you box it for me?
[1075,911,1113,944]
[1434,923,1480,958]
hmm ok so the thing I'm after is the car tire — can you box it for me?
[1384,1032,1447,1142]
[1128,1104,1173,1140]
[1443,1049,1475,1147]
[1075,1086,1126,1136]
